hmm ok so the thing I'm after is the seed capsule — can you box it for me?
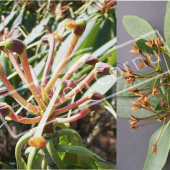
[28,136,46,149]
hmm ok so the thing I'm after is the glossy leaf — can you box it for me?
[143,122,170,170]
[123,15,157,40]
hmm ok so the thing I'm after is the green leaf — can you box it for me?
[0,162,14,169]
[56,145,116,169]
[166,1,170,13]
[117,77,158,97]
[123,15,157,40]
[10,9,24,38]
[136,39,154,54]
[117,96,154,118]
[82,75,116,100]
[93,18,113,51]
[143,122,170,170]
[25,147,47,169]
[164,8,170,48]
[107,50,116,66]
[24,17,51,45]
[92,38,116,57]
[0,11,17,32]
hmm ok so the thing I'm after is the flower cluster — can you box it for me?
[121,37,170,154]
[0,18,115,149]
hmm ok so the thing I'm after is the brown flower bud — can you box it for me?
[41,34,49,45]
[4,38,26,56]
[0,87,8,96]
[95,62,114,75]
[73,19,86,37]
[0,102,11,117]
[151,144,157,154]
[86,100,105,111]
[89,91,104,100]
[85,55,98,65]
[28,136,46,149]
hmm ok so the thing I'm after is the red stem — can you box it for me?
[10,111,41,124]
[6,50,28,85]
[43,35,79,95]
[41,35,55,88]
[50,109,88,123]
[50,69,95,115]
[0,67,40,114]
[30,66,41,92]
[20,52,45,109]
[52,96,89,116]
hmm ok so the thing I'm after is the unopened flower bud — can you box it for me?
[41,34,49,45]
[3,38,27,56]
[28,136,46,149]
[83,54,98,66]
[64,19,77,31]
[73,19,86,37]
[86,100,105,111]
[0,87,8,96]
[0,102,11,117]
[95,62,114,75]
[89,91,104,100]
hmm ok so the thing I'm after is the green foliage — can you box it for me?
[143,122,170,170]
[123,15,157,40]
